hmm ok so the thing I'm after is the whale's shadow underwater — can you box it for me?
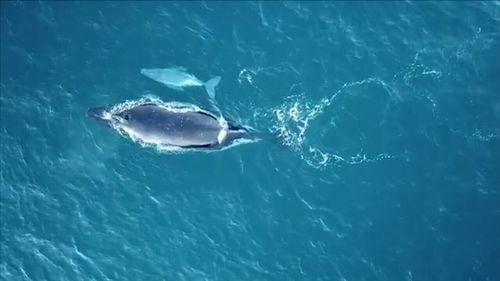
[88,67,265,152]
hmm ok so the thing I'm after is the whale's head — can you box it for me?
[87,106,131,128]
[88,105,156,142]
[87,106,112,125]
[87,106,107,119]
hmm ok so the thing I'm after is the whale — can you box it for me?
[140,67,221,99]
[87,101,257,150]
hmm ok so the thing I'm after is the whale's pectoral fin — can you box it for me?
[204,76,221,99]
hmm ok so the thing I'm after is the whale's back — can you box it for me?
[119,104,222,147]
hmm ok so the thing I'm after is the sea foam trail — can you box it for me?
[271,78,396,168]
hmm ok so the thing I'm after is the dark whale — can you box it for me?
[87,102,256,150]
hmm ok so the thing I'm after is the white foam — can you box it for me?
[217,129,228,144]
[271,78,396,168]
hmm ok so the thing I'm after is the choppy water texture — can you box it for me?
[1,1,500,280]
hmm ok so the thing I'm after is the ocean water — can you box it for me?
[1,1,500,280]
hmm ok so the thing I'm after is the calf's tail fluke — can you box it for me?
[204,76,221,99]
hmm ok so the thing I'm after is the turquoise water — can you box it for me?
[1,1,500,280]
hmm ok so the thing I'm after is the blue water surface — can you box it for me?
[1,1,500,281]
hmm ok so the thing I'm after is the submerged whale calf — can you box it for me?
[140,67,221,99]
[87,102,256,150]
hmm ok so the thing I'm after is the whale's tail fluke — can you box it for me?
[204,76,221,99]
